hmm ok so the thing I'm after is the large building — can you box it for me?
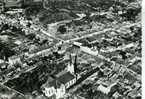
[41,71,76,99]
[41,54,77,99]
[2,0,43,8]
[41,77,66,99]
[3,0,22,8]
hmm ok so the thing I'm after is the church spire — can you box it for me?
[67,54,74,74]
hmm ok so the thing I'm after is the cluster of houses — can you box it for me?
[2,53,78,99]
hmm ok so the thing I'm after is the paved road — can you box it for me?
[68,22,140,42]
[100,43,137,53]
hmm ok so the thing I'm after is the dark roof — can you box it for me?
[123,71,137,83]
[56,72,75,84]
[42,77,62,89]
[4,0,22,7]
[0,62,8,67]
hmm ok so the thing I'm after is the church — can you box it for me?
[41,54,77,99]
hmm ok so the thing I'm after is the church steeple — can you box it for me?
[67,54,75,74]
[74,54,77,74]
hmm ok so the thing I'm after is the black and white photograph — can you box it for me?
[0,0,142,99]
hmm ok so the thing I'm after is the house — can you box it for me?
[0,61,8,71]
[97,82,119,95]
[8,55,21,65]
[23,0,43,6]
[3,0,22,8]
[97,84,110,94]
[112,92,121,99]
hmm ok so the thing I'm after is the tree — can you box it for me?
[136,96,141,99]
[93,90,110,99]
[13,62,22,69]
[0,39,15,60]
[26,33,36,40]
[57,25,67,34]
[98,70,104,77]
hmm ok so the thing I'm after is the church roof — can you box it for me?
[42,77,62,89]
[56,72,75,84]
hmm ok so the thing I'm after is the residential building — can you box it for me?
[97,82,118,95]
[0,61,8,71]
[112,92,121,99]
[3,0,22,8]
[23,0,43,6]
[8,55,21,65]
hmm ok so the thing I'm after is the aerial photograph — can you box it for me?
[0,0,142,99]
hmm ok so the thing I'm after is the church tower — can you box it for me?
[67,54,75,74]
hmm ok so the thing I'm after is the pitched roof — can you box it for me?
[9,55,20,60]
[4,0,21,8]
[42,77,62,89]
[56,72,75,84]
